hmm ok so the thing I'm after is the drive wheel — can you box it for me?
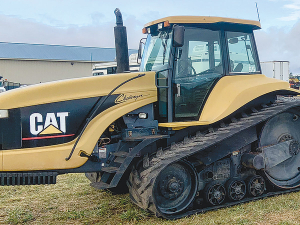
[227,179,246,201]
[260,111,300,188]
[205,182,226,205]
[127,160,198,217]
[248,175,265,197]
[152,161,198,215]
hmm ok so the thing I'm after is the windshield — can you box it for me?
[139,30,172,72]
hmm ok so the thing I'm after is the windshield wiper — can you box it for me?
[160,32,169,65]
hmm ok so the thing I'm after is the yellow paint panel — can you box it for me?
[0,71,156,109]
[144,16,261,30]
[159,75,300,128]
[2,90,157,171]
[39,125,62,135]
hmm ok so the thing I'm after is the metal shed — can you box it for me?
[0,42,137,84]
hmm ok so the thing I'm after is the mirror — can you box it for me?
[173,25,185,47]
[138,38,146,60]
[229,37,238,44]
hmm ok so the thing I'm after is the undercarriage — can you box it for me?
[127,98,300,219]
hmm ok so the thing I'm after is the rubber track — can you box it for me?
[127,99,300,219]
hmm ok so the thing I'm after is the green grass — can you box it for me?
[0,174,300,224]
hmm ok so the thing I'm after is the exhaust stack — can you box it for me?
[114,8,130,73]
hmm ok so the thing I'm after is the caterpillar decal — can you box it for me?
[20,95,118,148]
[30,112,69,135]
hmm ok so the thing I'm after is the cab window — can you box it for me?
[227,31,260,74]
[173,28,223,120]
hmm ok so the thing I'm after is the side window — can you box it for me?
[188,41,209,73]
[227,32,259,74]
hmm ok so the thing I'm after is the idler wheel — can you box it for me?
[260,112,300,188]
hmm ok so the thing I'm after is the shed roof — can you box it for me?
[0,42,137,62]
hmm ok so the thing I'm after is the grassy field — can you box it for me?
[0,174,300,224]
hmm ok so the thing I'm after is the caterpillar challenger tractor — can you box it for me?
[1,9,300,219]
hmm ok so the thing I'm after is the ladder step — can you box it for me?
[111,151,129,157]
[114,156,126,164]
[101,166,119,173]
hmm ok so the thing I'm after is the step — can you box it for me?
[101,166,119,173]
[111,151,129,157]
[114,156,126,164]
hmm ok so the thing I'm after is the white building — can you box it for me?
[260,61,289,82]
[0,42,137,85]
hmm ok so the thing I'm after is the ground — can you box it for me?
[0,173,300,224]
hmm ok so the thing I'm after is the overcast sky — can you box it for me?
[0,0,300,73]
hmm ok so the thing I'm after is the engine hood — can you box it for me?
[0,72,156,109]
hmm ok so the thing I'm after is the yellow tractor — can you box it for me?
[0,9,300,219]
[290,77,300,89]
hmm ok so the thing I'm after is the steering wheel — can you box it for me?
[177,59,197,77]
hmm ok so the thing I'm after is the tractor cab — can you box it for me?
[139,16,262,123]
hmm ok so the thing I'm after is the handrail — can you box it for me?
[155,68,172,88]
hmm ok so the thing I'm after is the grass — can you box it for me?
[0,174,300,224]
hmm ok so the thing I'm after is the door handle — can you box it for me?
[176,84,181,97]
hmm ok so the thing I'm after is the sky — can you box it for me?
[0,0,300,73]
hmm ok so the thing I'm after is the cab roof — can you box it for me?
[144,16,261,30]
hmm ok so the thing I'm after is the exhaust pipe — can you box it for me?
[114,8,130,73]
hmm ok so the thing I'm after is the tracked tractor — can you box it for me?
[1,9,300,219]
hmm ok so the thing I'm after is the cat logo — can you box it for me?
[30,112,69,135]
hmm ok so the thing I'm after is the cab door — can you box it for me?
[173,27,224,121]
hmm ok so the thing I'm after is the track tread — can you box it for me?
[127,99,300,219]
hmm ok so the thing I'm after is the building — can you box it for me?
[260,61,289,82]
[92,53,140,76]
[0,42,137,85]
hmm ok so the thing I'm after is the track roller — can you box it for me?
[226,179,246,201]
[248,175,265,197]
[205,182,226,205]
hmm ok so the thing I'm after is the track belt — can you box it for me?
[131,99,300,219]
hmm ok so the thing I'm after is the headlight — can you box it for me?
[138,112,148,119]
